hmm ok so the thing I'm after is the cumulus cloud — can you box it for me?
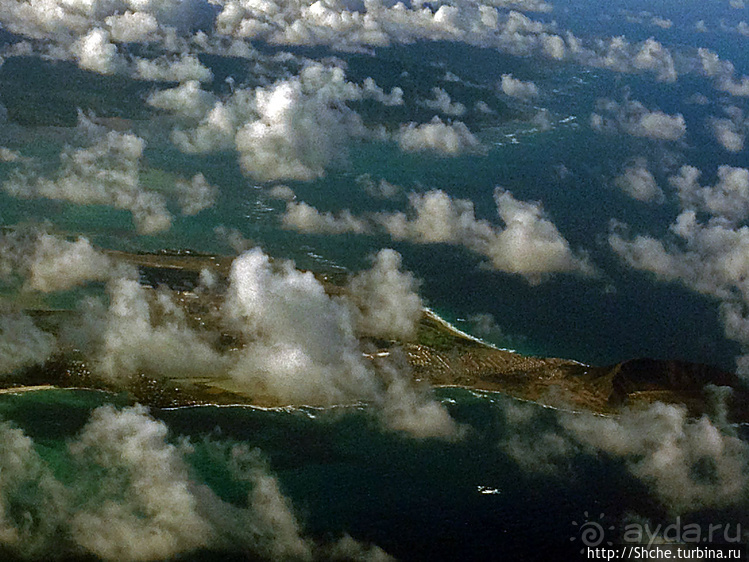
[0,313,56,375]
[570,36,677,82]
[346,249,423,342]
[3,125,171,234]
[483,0,552,12]
[502,398,749,512]
[0,0,730,94]
[563,403,748,512]
[266,184,296,201]
[72,279,229,383]
[154,63,402,181]
[71,28,126,74]
[0,0,219,76]
[0,229,132,293]
[709,106,747,153]
[147,80,219,121]
[327,534,395,562]
[499,73,539,99]
[28,235,123,292]
[214,0,562,57]
[355,174,401,199]
[671,165,749,224]
[609,164,749,373]
[591,96,686,141]
[0,404,399,560]
[694,48,749,98]
[46,243,459,437]
[374,351,464,440]
[235,71,373,180]
[0,419,67,556]
[712,118,745,152]
[224,248,379,405]
[380,189,595,280]
[282,201,371,235]
[68,404,214,561]
[396,117,483,155]
[218,247,461,436]
[174,172,218,215]
[133,53,213,83]
[283,188,594,281]
[486,188,596,279]
[2,117,216,233]
[650,16,672,29]
[419,87,466,116]
[105,10,160,43]
[613,158,665,203]
[0,147,26,163]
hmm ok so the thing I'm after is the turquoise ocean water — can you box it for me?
[1,22,749,560]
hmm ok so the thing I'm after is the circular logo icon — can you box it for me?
[571,512,615,553]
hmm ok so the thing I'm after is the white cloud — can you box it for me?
[377,355,464,440]
[174,172,218,216]
[396,117,483,155]
[650,16,672,29]
[0,147,26,163]
[156,63,401,181]
[419,87,466,116]
[712,118,745,152]
[671,165,749,224]
[614,158,665,203]
[0,418,67,556]
[327,534,395,561]
[68,404,214,561]
[0,404,397,559]
[709,106,747,153]
[2,117,216,233]
[610,164,749,373]
[499,73,539,99]
[27,235,123,292]
[147,80,219,121]
[355,174,401,199]
[346,249,423,342]
[0,229,132,293]
[224,248,379,405]
[571,36,677,82]
[47,243,460,438]
[591,96,686,141]
[283,188,594,281]
[563,403,749,512]
[282,201,371,234]
[695,48,749,98]
[71,28,126,75]
[718,76,749,97]
[105,11,160,43]
[266,184,296,201]
[486,188,596,280]
[133,53,213,83]
[73,279,229,383]
[235,67,379,181]
[3,125,172,235]
[483,0,552,12]
[502,398,749,512]
[0,313,56,376]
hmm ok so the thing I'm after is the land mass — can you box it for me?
[4,249,747,422]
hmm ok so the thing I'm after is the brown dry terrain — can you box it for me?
[5,250,748,421]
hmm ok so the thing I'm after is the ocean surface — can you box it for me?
[4,386,740,562]
[2,3,749,558]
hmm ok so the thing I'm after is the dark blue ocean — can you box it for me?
[3,387,733,561]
